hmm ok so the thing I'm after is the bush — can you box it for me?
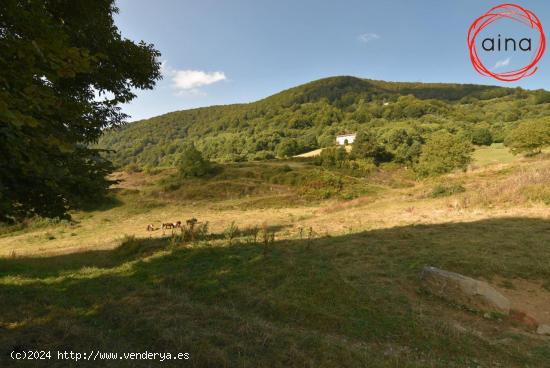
[342,158,377,176]
[314,146,348,167]
[380,127,423,165]
[505,119,550,155]
[416,132,473,177]
[352,130,392,165]
[252,150,276,161]
[276,139,299,158]
[471,128,493,146]
[178,144,213,178]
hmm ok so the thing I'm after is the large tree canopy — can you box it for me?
[416,132,474,177]
[505,119,550,156]
[0,0,161,221]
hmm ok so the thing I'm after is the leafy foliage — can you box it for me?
[505,119,550,155]
[177,145,213,178]
[0,0,161,221]
[471,127,493,146]
[416,132,474,177]
[314,146,348,167]
[351,129,392,165]
[380,127,424,165]
[98,77,550,168]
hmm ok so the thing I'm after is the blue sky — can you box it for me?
[114,0,550,121]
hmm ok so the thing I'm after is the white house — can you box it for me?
[336,133,356,146]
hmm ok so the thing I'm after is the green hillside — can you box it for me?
[97,76,550,167]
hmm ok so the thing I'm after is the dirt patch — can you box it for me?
[495,278,550,325]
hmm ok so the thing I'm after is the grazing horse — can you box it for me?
[162,221,182,230]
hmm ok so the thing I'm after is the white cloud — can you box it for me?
[174,88,207,97]
[494,57,511,69]
[172,70,227,90]
[358,33,380,43]
[159,60,170,76]
[160,62,227,95]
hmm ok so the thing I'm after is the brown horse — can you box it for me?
[162,221,181,230]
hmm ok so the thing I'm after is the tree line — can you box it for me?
[98,77,550,170]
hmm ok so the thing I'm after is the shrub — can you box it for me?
[314,146,348,167]
[416,132,474,177]
[343,159,377,176]
[471,128,493,146]
[224,221,240,246]
[178,144,213,178]
[352,130,392,165]
[276,139,299,158]
[253,150,276,161]
[380,127,424,165]
[505,119,550,156]
[180,220,209,243]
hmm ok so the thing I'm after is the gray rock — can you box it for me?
[420,266,511,315]
[537,324,550,335]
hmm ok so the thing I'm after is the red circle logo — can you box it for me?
[468,4,546,82]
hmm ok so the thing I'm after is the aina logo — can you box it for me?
[467,4,546,82]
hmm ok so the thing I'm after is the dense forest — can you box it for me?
[97,76,550,168]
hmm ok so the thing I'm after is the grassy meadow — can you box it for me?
[1,146,550,367]
[472,143,517,167]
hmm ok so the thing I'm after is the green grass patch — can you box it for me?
[1,217,549,367]
[473,143,517,167]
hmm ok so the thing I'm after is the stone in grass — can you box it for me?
[420,266,511,315]
[537,324,550,336]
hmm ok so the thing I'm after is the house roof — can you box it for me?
[336,132,356,138]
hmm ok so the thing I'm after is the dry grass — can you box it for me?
[454,162,550,209]
[1,148,548,258]
[0,147,549,367]
[1,217,550,367]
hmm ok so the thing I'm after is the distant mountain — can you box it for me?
[97,76,550,167]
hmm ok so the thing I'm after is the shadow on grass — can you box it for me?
[1,217,550,367]
[77,193,124,212]
[0,236,168,278]
[0,224,293,279]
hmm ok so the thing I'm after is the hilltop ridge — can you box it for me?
[97,76,550,167]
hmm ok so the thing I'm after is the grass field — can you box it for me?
[1,146,549,367]
[472,143,518,167]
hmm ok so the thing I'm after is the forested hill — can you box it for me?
[97,76,550,168]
